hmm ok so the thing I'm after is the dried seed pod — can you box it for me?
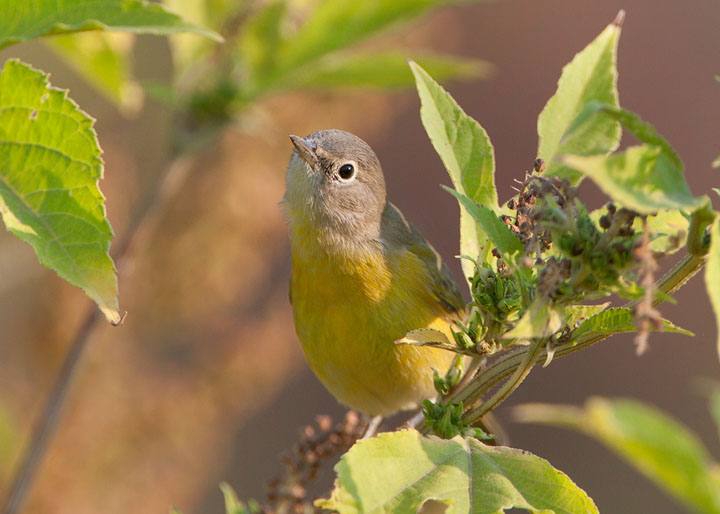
[618,226,635,237]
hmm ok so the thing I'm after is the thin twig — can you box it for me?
[3,310,99,514]
[1,154,196,514]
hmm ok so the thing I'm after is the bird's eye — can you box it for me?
[338,163,355,180]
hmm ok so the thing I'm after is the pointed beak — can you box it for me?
[289,135,318,167]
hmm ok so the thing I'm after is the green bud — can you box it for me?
[559,233,577,255]
[433,368,449,395]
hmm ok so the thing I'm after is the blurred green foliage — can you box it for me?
[516,396,720,514]
[162,0,492,142]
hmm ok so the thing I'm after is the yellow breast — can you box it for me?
[290,241,458,416]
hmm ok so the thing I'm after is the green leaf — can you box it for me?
[641,209,690,254]
[573,307,693,341]
[0,59,120,323]
[707,218,720,361]
[591,205,690,254]
[515,398,720,514]
[219,482,260,514]
[503,302,565,341]
[563,145,705,215]
[46,32,141,113]
[275,0,471,72]
[446,189,522,260]
[236,1,286,80]
[411,61,498,279]
[0,401,18,482]
[713,155,720,168]
[566,103,682,170]
[563,104,704,218]
[565,303,610,327]
[708,386,720,443]
[318,429,597,514]
[397,328,452,347]
[288,51,490,90]
[397,328,474,356]
[164,0,219,72]
[0,0,221,49]
[537,13,622,183]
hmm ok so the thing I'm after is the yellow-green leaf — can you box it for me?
[411,61,498,279]
[573,307,693,341]
[537,13,622,182]
[564,145,705,215]
[318,429,597,513]
[46,32,142,113]
[0,59,120,323]
[446,188,522,261]
[0,0,221,49]
[707,218,720,361]
[275,0,476,72]
[288,51,490,90]
[516,398,720,514]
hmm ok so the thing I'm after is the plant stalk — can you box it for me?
[423,251,707,436]
[2,310,99,514]
[1,153,195,514]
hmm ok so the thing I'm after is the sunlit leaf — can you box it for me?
[318,429,597,513]
[446,189,521,261]
[503,302,565,340]
[165,0,217,72]
[46,32,142,113]
[707,218,720,361]
[640,210,690,254]
[0,400,18,482]
[572,307,693,341]
[0,0,221,49]
[515,398,720,514]
[566,102,681,170]
[708,386,720,443]
[0,59,120,323]
[563,145,705,215]
[411,61,498,279]
[565,303,610,328]
[236,1,286,80]
[220,482,261,514]
[537,12,622,182]
[590,206,690,255]
[275,0,479,72]
[395,328,471,355]
[289,51,490,90]
[397,328,452,347]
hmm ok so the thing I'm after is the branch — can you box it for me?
[2,155,196,514]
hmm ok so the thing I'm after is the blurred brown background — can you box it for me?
[1,1,719,513]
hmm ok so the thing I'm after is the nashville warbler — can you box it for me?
[284,129,464,418]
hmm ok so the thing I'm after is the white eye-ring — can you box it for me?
[338,163,356,181]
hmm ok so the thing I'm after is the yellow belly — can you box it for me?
[290,246,458,416]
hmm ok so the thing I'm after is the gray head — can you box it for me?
[284,129,387,251]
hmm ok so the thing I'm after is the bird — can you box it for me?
[283,129,465,428]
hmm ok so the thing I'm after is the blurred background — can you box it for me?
[0,0,719,513]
